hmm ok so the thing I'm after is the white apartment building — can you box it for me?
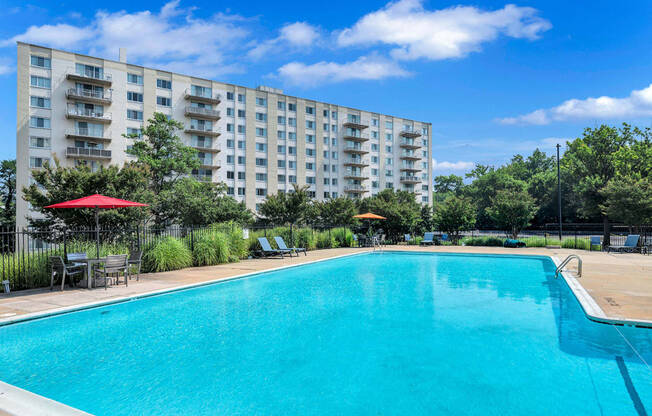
[16,42,433,229]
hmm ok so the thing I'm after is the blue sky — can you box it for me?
[1,0,652,176]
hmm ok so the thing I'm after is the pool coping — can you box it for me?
[1,250,649,416]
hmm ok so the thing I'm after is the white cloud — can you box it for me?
[276,55,410,86]
[248,22,320,60]
[1,24,93,49]
[432,159,475,171]
[498,83,652,125]
[337,0,551,61]
[0,63,12,75]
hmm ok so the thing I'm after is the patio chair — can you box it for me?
[352,234,359,247]
[607,235,641,253]
[440,233,450,243]
[274,236,307,257]
[405,234,411,244]
[94,254,128,289]
[128,250,143,281]
[67,252,88,269]
[49,256,84,291]
[421,232,435,246]
[257,237,287,258]
[589,236,601,251]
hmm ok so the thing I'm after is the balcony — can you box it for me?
[66,147,111,160]
[192,144,220,153]
[192,174,213,182]
[399,138,421,149]
[65,106,111,124]
[65,128,111,142]
[400,175,420,184]
[342,143,370,154]
[343,185,369,194]
[343,170,369,180]
[400,150,421,161]
[66,88,112,105]
[185,106,221,120]
[342,133,369,143]
[66,70,112,86]
[343,118,369,129]
[343,157,369,167]
[184,88,221,105]
[399,128,421,139]
[400,164,421,173]
[185,125,220,136]
[197,157,220,169]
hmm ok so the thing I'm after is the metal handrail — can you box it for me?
[555,254,582,278]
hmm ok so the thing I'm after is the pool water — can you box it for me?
[0,252,650,415]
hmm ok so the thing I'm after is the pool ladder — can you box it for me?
[555,254,582,278]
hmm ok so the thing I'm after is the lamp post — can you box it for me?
[556,144,562,241]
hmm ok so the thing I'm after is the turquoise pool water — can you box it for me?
[0,252,650,415]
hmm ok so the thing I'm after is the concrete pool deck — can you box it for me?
[0,246,650,326]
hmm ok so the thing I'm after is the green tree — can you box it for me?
[600,177,651,227]
[433,174,464,204]
[258,184,311,226]
[357,189,422,241]
[463,169,527,228]
[0,160,16,228]
[486,189,538,239]
[311,197,358,227]
[23,159,152,232]
[434,195,476,242]
[417,204,435,234]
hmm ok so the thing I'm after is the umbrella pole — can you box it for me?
[95,206,100,259]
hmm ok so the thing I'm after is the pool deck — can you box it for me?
[0,246,650,326]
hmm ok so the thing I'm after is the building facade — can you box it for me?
[16,42,433,229]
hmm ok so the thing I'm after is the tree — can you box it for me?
[417,204,435,234]
[463,169,527,228]
[310,197,358,227]
[357,189,423,241]
[157,178,253,227]
[600,176,651,227]
[486,189,538,239]
[23,159,152,232]
[433,174,464,205]
[126,113,200,195]
[258,184,311,226]
[0,160,16,228]
[434,195,476,242]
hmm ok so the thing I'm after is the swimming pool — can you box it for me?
[0,252,650,415]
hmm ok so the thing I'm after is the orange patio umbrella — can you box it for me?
[353,212,387,220]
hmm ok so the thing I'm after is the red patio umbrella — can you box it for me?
[45,194,148,258]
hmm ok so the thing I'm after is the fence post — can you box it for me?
[63,230,67,260]
[574,227,577,249]
[190,227,195,252]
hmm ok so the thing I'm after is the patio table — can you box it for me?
[76,257,106,289]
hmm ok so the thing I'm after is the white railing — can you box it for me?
[66,106,111,121]
[185,106,220,118]
[66,128,108,139]
[66,147,111,158]
[66,88,112,101]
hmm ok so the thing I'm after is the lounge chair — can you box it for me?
[405,234,411,244]
[440,233,449,243]
[589,236,601,251]
[94,254,128,289]
[49,256,85,291]
[274,236,307,257]
[607,235,641,253]
[257,237,288,258]
[421,232,435,246]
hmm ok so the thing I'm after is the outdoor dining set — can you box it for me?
[49,250,143,291]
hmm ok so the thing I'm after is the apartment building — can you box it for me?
[16,42,433,229]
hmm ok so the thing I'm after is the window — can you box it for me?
[332,138,337,146]
[237,109,246,118]
[371,168,378,176]
[288,103,296,112]
[30,76,50,88]
[277,160,286,168]
[255,112,267,122]
[323,150,329,158]
[256,128,267,137]
[306,134,314,143]
[288,146,296,155]
[156,96,171,106]
[323,124,329,131]
[386,158,393,165]
[31,55,51,68]
[29,156,48,168]
[227,123,234,132]
[226,108,234,117]
[29,116,50,129]
[278,174,286,182]
[323,109,329,117]
[227,139,234,148]
[277,145,286,154]
[288,118,296,127]
[227,155,235,164]
[386,182,394,189]
[256,142,267,152]
[30,136,50,149]
[324,192,330,198]
[372,131,379,139]
[372,156,378,163]
[256,97,266,106]
[237,125,245,134]
[306,106,315,115]
[238,172,246,179]
[332,151,338,160]
[237,94,245,103]
[371,118,379,126]
[332,125,338,133]
[191,85,211,98]
[156,79,172,89]
[386,169,393,177]
[289,175,297,183]
[127,110,143,120]
[371,143,379,151]
[127,91,143,102]
[422,127,429,135]
[256,188,267,197]
[386,145,393,153]
[237,156,246,165]
[277,116,286,125]
[227,187,235,195]
[30,96,50,108]
[126,127,142,138]
[127,73,143,85]
[227,171,235,179]
[386,133,393,141]
[278,101,286,110]
[385,120,393,129]
[256,173,268,181]
[332,165,338,173]
[255,158,267,167]
[277,130,286,139]
[306,120,315,129]
[75,64,104,80]
[306,148,315,157]
[289,161,297,169]
[288,132,297,140]
[306,162,314,170]
[332,178,338,184]
[372,181,379,188]
[238,187,246,196]
[332,111,338,120]
[306,176,316,184]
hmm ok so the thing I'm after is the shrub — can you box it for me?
[461,236,504,246]
[144,237,193,272]
[332,227,354,247]
[294,228,315,250]
[227,228,249,261]
[561,237,591,250]
[315,231,337,249]
[407,236,423,245]
[192,231,230,266]
[523,236,561,247]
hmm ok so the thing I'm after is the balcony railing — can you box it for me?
[343,117,369,129]
[400,151,421,160]
[185,106,221,120]
[343,169,369,179]
[184,89,221,104]
[65,128,110,141]
[343,185,368,193]
[66,88,112,103]
[399,138,420,149]
[342,143,370,153]
[185,125,220,136]
[66,147,111,159]
[193,174,213,182]
[400,164,421,172]
[343,157,369,166]
[66,107,112,123]
[399,128,421,138]
[342,133,370,142]
[66,70,112,85]
[400,175,420,183]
